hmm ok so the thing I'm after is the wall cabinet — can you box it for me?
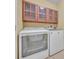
[49,30,64,55]
[23,1,58,24]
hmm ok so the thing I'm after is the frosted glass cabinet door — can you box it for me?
[53,10,58,23]
[25,2,30,17]
[21,34,48,57]
[30,4,36,19]
[49,9,53,22]
[24,2,36,21]
[39,7,46,21]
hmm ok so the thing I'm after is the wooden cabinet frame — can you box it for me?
[22,0,58,24]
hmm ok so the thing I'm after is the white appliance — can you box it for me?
[19,28,49,59]
[49,30,64,55]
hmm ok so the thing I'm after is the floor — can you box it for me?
[46,50,64,59]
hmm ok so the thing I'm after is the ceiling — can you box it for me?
[47,0,61,4]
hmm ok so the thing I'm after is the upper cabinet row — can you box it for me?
[22,1,58,24]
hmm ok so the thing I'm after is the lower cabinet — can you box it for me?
[49,30,64,55]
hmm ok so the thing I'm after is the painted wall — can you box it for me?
[57,0,64,29]
[15,0,23,59]
[24,22,57,28]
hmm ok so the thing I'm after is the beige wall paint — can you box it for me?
[57,0,64,29]
[15,0,23,59]
[24,22,57,28]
